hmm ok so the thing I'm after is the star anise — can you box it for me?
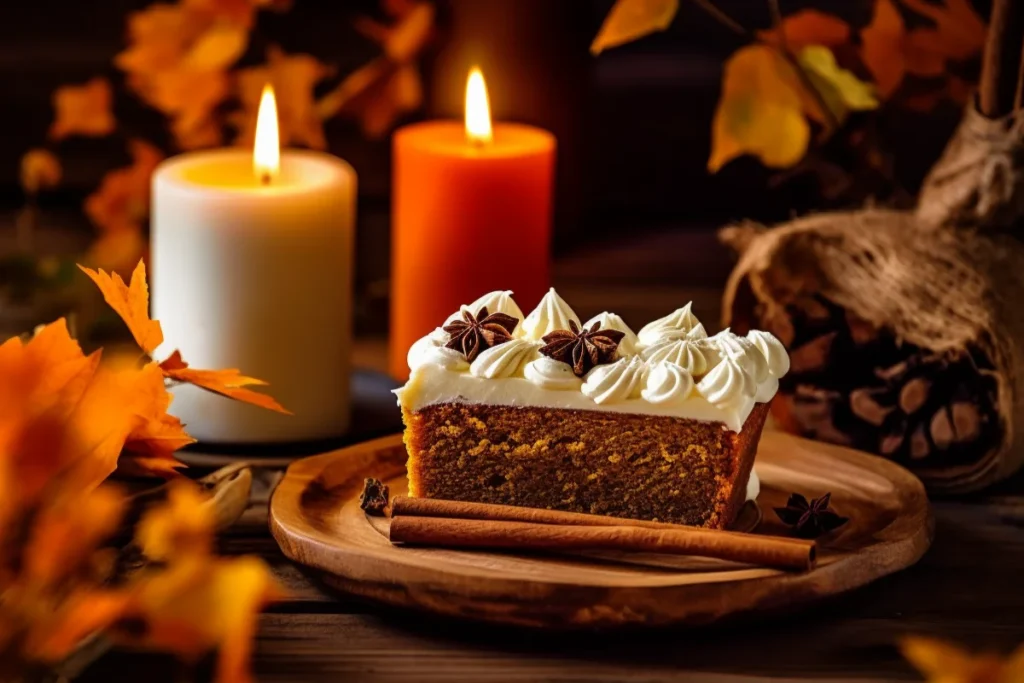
[359,477,390,516]
[443,306,518,362]
[540,320,626,377]
[774,492,849,539]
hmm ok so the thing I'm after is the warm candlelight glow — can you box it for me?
[464,67,493,145]
[254,83,280,184]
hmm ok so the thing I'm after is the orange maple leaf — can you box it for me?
[48,78,116,141]
[79,259,288,415]
[78,261,164,356]
[160,351,290,415]
[234,46,332,149]
[758,9,851,50]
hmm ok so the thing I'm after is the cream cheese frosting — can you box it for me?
[396,290,789,433]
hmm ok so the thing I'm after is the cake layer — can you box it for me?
[403,401,771,528]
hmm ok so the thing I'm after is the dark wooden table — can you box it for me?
[78,243,1024,682]
[79,374,1024,682]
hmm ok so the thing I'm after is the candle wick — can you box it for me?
[261,172,272,186]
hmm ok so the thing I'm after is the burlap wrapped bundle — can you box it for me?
[918,108,1024,233]
[721,209,1024,493]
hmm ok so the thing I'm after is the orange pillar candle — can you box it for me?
[390,68,556,379]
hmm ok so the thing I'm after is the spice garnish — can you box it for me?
[359,478,390,516]
[443,306,518,362]
[540,321,625,377]
[774,492,848,538]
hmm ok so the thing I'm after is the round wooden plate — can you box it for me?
[270,431,933,628]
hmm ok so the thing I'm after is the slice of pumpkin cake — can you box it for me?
[394,289,789,528]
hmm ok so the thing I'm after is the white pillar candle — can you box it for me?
[151,147,356,443]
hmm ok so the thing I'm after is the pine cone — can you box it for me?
[773,295,999,469]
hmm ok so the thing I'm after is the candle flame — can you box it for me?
[464,67,492,145]
[254,83,280,184]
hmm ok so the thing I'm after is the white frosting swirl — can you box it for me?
[445,290,524,327]
[641,337,721,376]
[417,345,469,372]
[712,330,769,383]
[521,288,580,341]
[582,356,646,404]
[641,361,695,404]
[407,328,451,370]
[470,339,540,379]
[697,356,756,409]
[582,311,639,356]
[637,303,702,345]
[524,356,583,390]
[747,330,790,377]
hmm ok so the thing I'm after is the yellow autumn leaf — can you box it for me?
[591,0,679,55]
[137,480,214,562]
[798,45,878,125]
[708,45,810,172]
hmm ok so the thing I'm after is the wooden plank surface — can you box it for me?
[76,454,1024,682]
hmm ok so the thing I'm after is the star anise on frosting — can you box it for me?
[540,321,626,377]
[443,306,518,362]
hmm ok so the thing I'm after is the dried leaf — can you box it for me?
[233,46,331,149]
[119,362,195,469]
[49,78,116,141]
[183,22,249,69]
[377,1,434,62]
[84,139,164,236]
[23,486,125,587]
[146,69,229,149]
[900,0,986,61]
[20,149,62,195]
[591,0,679,55]
[903,29,947,77]
[137,480,214,562]
[184,0,259,28]
[78,261,163,356]
[758,9,850,50]
[900,636,1024,683]
[24,590,133,662]
[160,350,290,414]
[798,45,878,125]
[709,45,809,172]
[861,0,906,99]
[125,556,285,683]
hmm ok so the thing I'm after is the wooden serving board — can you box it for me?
[270,431,933,629]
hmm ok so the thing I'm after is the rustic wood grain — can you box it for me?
[268,431,932,629]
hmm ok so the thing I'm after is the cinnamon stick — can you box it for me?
[389,497,816,571]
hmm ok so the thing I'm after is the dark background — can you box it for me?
[0,0,984,331]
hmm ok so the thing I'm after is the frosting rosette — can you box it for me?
[521,288,580,341]
[470,338,540,379]
[637,303,703,345]
[524,356,583,390]
[583,312,639,356]
[582,356,646,404]
[697,356,756,409]
[445,290,524,327]
[641,336,721,376]
[641,360,695,404]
